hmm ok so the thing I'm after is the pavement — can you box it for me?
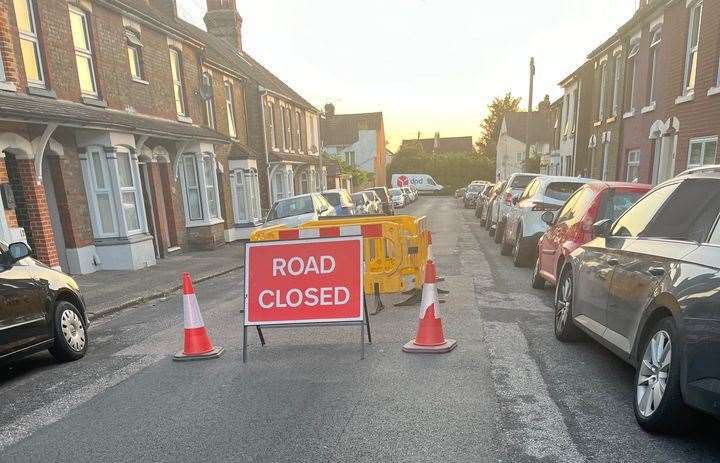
[1,197,720,462]
[74,241,245,320]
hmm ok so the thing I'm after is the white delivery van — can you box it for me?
[391,174,443,194]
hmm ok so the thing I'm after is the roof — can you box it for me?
[0,92,227,142]
[109,0,317,111]
[321,112,383,147]
[503,111,553,145]
[399,136,475,154]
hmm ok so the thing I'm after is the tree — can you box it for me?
[475,93,522,177]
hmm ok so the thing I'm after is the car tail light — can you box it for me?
[531,202,561,212]
[504,193,513,205]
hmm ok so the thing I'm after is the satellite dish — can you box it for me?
[199,84,213,100]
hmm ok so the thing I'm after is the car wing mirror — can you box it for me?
[512,196,520,205]
[5,242,30,266]
[541,211,556,226]
[592,219,613,238]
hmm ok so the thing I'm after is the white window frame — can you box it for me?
[80,146,148,239]
[648,28,662,104]
[687,137,718,168]
[283,107,292,151]
[15,0,45,87]
[682,1,703,95]
[627,150,641,182]
[69,6,98,98]
[602,142,610,181]
[611,52,622,115]
[295,110,303,153]
[126,29,144,81]
[169,49,186,116]
[267,103,276,149]
[626,41,640,111]
[179,153,223,226]
[224,81,237,138]
[597,60,608,120]
[202,72,215,129]
[203,156,219,219]
[232,168,261,224]
[181,154,203,221]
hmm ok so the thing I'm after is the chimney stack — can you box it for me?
[149,0,177,18]
[324,103,335,117]
[204,0,243,52]
[538,94,551,112]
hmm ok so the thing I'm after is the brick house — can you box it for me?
[321,103,386,188]
[558,61,595,177]
[0,0,320,273]
[495,103,554,180]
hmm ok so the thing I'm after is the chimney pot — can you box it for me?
[204,0,243,52]
[324,103,335,116]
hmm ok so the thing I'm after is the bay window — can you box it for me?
[224,81,237,138]
[169,49,186,116]
[14,0,45,87]
[180,153,222,225]
[687,137,718,169]
[682,1,702,95]
[647,28,662,104]
[69,6,98,97]
[81,146,147,239]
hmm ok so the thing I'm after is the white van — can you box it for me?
[391,174,443,194]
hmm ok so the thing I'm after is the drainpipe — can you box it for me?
[318,112,325,192]
[259,87,272,206]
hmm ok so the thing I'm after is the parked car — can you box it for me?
[351,192,373,215]
[463,183,485,209]
[0,241,89,366]
[389,188,406,208]
[554,173,720,432]
[475,183,494,218]
[456,188,467,198]
[678,164,720,177]
[401,187,415,203]
[369,186,394,215]
[501,176,591,266]
[321,189,356,216]
[361,190,383,214]
[489,173,539,243]
[484,181,507,230]
[531,181,651,289]
[264,193,336,228]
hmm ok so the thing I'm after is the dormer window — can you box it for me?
[126,30,145,81]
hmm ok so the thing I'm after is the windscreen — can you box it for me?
[467,185,482,192]
[322,193,341,206]
[267,196,314,220]
[389,188,402,196]
[545,182,585,201]
[511,175,535,189]
[371,187,389,201]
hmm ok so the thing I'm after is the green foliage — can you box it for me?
[476,92,522,177]
[325,154,374,189]
[386,146,494,195]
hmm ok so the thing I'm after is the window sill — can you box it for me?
[641,103,656,114]
[185,217,224,228]
[82,96,107,108]
[606,115,617,124]
[623,110,636,119]
[177,115,193,124]
[27,86,57,99]
[707,86,720,97]
[0,81,16,92]
[593,121,602,127]
[675,93,694,105]
[131,77,149,85]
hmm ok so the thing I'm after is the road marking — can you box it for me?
[0,354,163,451]
[484,321,585,462]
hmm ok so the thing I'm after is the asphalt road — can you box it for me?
[1,196,719,462]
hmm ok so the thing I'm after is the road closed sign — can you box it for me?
[244,236,364,326]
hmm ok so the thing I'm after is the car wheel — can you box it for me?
[531,257,546,289]
[494,221,504,243]
[500,224,513,255]
[512,226,529,267]
[48,300,88,362]
[634,317,697,434]
[475,206,482,218]
[554,268,582,342]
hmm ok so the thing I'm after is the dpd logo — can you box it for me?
[397,175,410,187]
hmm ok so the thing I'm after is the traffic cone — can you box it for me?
[173,272,224,361]
[402,259,457,354]
[427,231,447,287]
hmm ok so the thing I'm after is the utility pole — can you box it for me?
[524,57,535,166]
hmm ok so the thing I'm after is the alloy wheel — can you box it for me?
[636,330,671,418]
[556,274,572,333]
[60,309,86,352]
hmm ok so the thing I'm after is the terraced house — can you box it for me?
[560,0,719,183]
[0,0,321,274]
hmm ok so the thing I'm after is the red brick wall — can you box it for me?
[0,157,18,228]
[0,1,18,86]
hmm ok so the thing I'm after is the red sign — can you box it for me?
[244,236,364,326]
[397,175,410,187]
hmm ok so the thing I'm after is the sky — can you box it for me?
[178,0,637,150]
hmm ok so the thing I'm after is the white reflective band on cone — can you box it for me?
[183,294,206,329]
[420,283,440,319]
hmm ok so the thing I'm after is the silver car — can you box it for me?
[489,173,540,244]
[264,193,336,228]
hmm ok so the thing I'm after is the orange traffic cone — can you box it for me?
[173,272,224,361]
[427,231,447,286]
[402,259,457,354]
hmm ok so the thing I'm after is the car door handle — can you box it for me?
[607,258,619,266]
[648,267,665,277]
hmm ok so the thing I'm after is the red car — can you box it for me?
[531,181,652,289]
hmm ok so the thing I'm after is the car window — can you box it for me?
[427,178,436,186]
[555,188,584,223]
[322,193,341,206]
[511,175,535,189]
[520,179,538,200]
[545,182,585,201]
[389,188,402,196]
[467,185,482,192]
[611,183,679,238]
[267,195,315,220]
[598,189,646,222]
[641,179,720,242]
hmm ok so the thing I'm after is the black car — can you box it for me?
[474,183,494,218]
[369,186,394,215]
[1,241,89,365]
[556,173,720,432]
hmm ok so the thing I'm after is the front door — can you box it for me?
[0,262,48,357]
